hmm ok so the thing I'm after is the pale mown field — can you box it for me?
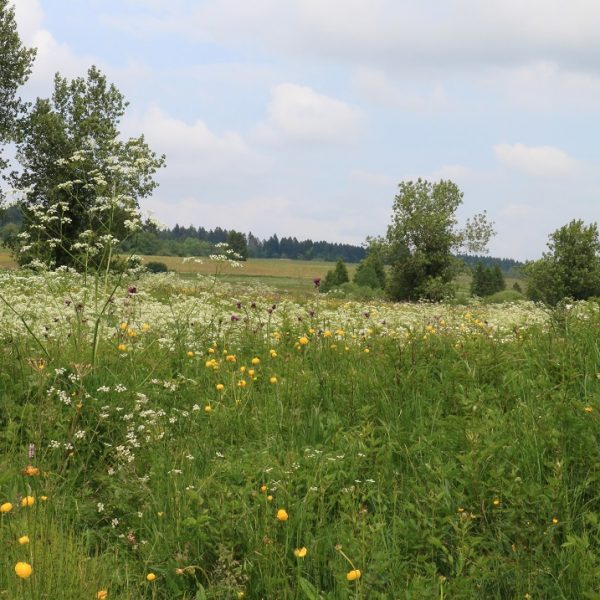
[0,267,598,599]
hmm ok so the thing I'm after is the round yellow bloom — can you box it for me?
[40,496,48,502]
[492,498,501,507]
[226,354,236,363]
[346,569,361,581]
[18,535,29,545]
[216,383,225,392]
[208,347,215,354]
[267,495,273,502]
[269,376,277,384]
[15,562,32,579]
[97,591,108,600]
[248,369,255,378]
[276,508,288,521]
[269,350,277,358]
[187,351,194,358]
[260,485,267,493]
[21,496,35,507]
[146,573,156,582]
[1,502,13,513]
[119,322,128,331]
[552,517,559,524]
[584,406,593,413]
[237,380,247,388]
[22,465,40,476]
[294,547,308,558]
[117,343,127,353]
[141,323,150,332]
[298,336,309,346]
[204,405,212,413]
[251,357,260,365]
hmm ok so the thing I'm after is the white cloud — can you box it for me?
[501,203,534,217]
[494,143,581,177]
[352,68,448,111]
[123,106,268,178]
[254,83,362,144]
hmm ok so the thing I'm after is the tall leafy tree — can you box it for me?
[0,0,36,196]
[526,219,600,305]
[386,179,494,301]
[12,66,165,269]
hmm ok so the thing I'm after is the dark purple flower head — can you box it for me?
[128,286,137,295]
[267,308,273,315]
[309,310,315,317]
[236,301,242,309]
[64,299,72,306]
[363,312,370,318]
[250,302,257,309]
[313,277,321,288]
[231,314,240,322]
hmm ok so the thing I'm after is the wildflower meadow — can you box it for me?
[1,266,599,599]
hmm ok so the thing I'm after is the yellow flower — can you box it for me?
[584,406,593,413]
[40,496,48,502]
[267,495,273,502]
[216,383,225,392]
[97,591,108,600]
[299,336,309,346]
[22,465,40,476]
[204,405,212,413]
[15,562,32,579]
[186,351,194,358]
[117,343,127,353]
[237,380,247,388]
[269,349,277,358]
[492,498,500,507]
[269,376,277,384]
[21,496,35,507]
[226,354,236,363]
[552,517,559,524]
[141,323,150,332]
[363,348,370,354]
[260,484,268,493]
[1,502,13,513]
[294,547,308,558]
[208,347,215,354]
[251,357,260,365]
[346,569,361,581]
[146,573,156,582]
[248,369,255,378]
[276,508,288,521]
[18,535,29,545]
[119,322,128,331]
[127,329,137,337]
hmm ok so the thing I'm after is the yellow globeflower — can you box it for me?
[216,383,225,392]
[146,573,156,582]
[204,405,212,413]
[119,322,128,331]
[276,508,288,521]
[15,562,32,579]
[141,323,150,332]
[226,354,236,363]
[346,569,361,581]
[251,357,260,365]
[40,496,48,502]
[21,496,35,507]
[260,485,267,493]
[186,351,194,358]
[97,591,108,600]
[237,380,247,388]
[269,376,277,384]
[0,502,13,513]
[22,465,40,476]
[267,495,273,502]
[117,343,127,353]
[269,349,277,358]
[294,547,308,558]
[18,535,29,545]
[298,336,309,346]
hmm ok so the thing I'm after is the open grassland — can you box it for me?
[0,270,599,599]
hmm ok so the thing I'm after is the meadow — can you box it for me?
[0,265,599,599]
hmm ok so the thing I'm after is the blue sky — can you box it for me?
[13,0,600,259]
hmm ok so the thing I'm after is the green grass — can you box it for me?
[0,270,599,598]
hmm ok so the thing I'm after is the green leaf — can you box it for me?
[298,576,322,600]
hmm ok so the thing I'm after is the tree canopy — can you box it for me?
[386,179,494,301]
[11,67,165,270]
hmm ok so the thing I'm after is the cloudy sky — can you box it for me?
[12,0,600,259]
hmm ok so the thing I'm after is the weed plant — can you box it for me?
[0,273,599,599]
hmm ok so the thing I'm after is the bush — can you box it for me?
[145,261,169,273]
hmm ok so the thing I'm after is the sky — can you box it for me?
[11,0,600,259]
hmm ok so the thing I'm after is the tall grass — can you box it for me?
[0,272,598,598]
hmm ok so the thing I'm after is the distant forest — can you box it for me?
[0,206,523,272]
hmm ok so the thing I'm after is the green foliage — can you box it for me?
[0,0,36,184]
[145,261,169,273]
[386,179,494,302]
[11,66,165,270]
[353,240,386,289]
[320,258,349,292]
[471,261,506,297]
[482,289,525,304]
[526,219,600,305]
[226,230,248,261]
